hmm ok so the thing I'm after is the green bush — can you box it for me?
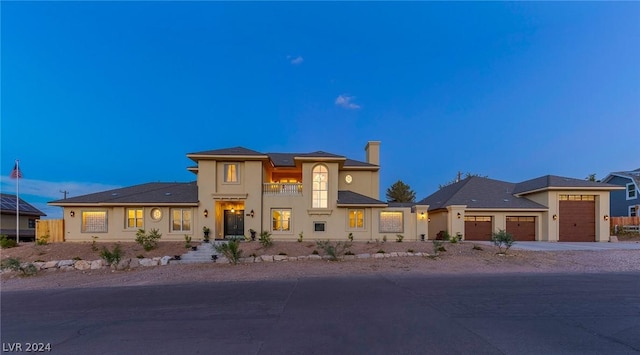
[259,231,273,248]
[396,234,404,242]
[91,236,99,251]
[100,244,123,265]
[297,232,304,243]
[432,240,446,256]
[492,229,514,254]
[0,235,17,249]
[347,233,354,242]
[1,257,37,276]
[36,234,49,245]
[135,228,162,251]
[184,234,192,249]
[215,240,243,264]
[316,240,353,261]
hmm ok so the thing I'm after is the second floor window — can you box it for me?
[224,163,239,183]
[312,165,328,208]
[627,183,637,200]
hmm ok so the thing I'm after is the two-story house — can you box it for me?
[49,142,430,242]
[602,168,640,217]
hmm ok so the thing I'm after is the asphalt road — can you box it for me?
[2,273,639,354]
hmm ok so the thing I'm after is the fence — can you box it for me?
[611,216,640,234]
[36,219,65,243]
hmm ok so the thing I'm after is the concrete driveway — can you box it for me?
[475,240,640,251]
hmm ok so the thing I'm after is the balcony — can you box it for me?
[263,183,303,196]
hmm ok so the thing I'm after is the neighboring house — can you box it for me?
[49,142,429,242]
[602,168,640,217]
[0,193,47,240]
[418,176,621,242]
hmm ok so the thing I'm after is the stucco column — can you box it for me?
[447,205,466,238]
[415,205,429,241]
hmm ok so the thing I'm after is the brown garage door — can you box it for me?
[559,199,595,242]
[464,216,492,241]
[506,216,536,241]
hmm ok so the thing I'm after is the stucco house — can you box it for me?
[418,176,621,242]
[49,142,429,242]
[1,193,46,240]
[602,168,640,217]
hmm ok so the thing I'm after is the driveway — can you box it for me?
[475,240,640,251]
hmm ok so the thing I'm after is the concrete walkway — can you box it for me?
[474,241,640,251]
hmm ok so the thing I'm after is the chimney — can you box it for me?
[365,141,380,166]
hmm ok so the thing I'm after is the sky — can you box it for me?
[1,2,639,219]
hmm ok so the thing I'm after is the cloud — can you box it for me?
[0,176,121,201]
[335,94,361,109]
[287,55,304,65]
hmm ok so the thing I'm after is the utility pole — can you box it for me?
[60,190,69,199]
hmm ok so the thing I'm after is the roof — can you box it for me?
[513,175,621,195]
[337,190,387,206]
[603,168,640,187]
[0,194,46,216]
[418,177,547,211]
[187,146,266,156]
[49,182,198,206]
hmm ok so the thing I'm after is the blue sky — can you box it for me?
[2,2,639,219]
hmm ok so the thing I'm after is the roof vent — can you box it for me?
[471,199,477,202]
[165,192,172,196]
[503,199,509,202]
[111,193,119,196]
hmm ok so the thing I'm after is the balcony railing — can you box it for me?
[263,183,303,196]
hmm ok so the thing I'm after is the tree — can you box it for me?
[386,180,416,203]
[439,171,487,189]
[585,174,600,182]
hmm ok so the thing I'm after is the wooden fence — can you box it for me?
[611,216,640,226]
[36,219,65,243]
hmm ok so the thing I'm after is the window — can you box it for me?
[379,211,403,233]
[464,216,492,222]
[126,208,143,229]
[224,163,239,183]
[559,195,595,201]
[314,222,326,232]
[272,209,291,231]
[82,211,108,233]
[312,165,328,208]
[28,219,36,229]
[627,183,637,200]
[171,208,192,232]
[348,209,364,229]
[631,206,638,217]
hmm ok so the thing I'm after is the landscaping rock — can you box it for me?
[297,256,309,261]
[274,255,288,262]
[261,255,274,262]
[308,255,322,260]
[288,257,298,262]
[33,262,45,270]
[129,258,140,269]
[90,260,103,270]
[390,252,399,257]
[373,253,385,259]
[344,255,356,260]
[74,260,91,271]
[43,261,58,269]
[139,258,157,267]
[160,256,172,266]
[356,253,371,259]
[58,260,74,267]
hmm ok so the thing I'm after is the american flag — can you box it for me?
[10,162,22,179]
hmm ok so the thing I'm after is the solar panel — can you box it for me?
[0,195,43,214]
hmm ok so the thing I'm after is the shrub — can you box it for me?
[91,236,99,251]
[297,231,304,243]
[135,228,162,251]
[0,235,17,249]
[259,231,273,248]
[396,234,404,243]
[382,235,387,243]
[472,244,483,251]
[215,240,243,264]
[1,257,37,276]
[100,243,123,265]
[345,251,355,256]
[449,233,462,244]
[376,249,385,254]
[407,249,414,253]
[36,234,49,245]
[312,250,319,255]
[492,229,514,254]
[184,234,192,249]
[347,233,354,242]
[72,256,82,261]
[278,252,287,256]
[316,240,353,261]
[432,240,446,256]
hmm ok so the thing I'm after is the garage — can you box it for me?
[464,216,493,241]
[559,195,595,242]
[506,216,536,241]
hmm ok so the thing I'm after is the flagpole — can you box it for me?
[15,160,20,244]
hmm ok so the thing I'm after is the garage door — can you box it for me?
[464,216,492,241]
[559,197,595,242]
[506,216,536,241]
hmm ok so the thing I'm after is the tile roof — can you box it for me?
[604,169,640,187]
[418,177,547,211]
[296,151,345,158]
[0,194,46,216]
[267,153,299,167]
[188,147,266,156]
[337,190,387,206]
[513,175,620,195]
[344,159,377,167]
[49,182,198,205]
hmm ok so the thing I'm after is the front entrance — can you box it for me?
[224,210,245,239]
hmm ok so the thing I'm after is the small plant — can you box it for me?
[202,226,211,242]
[259,231,273,248]
[249,229,257,241]
[396,234,404,243]
[382,235,387,243]
[345,251,355,256]
[0,235,17,249]
[136,254,145,259]
[407,249,414,253]
[316,240,353,261]
[347,233,354,242]
[184,234,192,249]
[249,253,257,258]
[298,231,304,243]
[91,236,99,251]
[492,229,515,254]
[72,256,82,261]
[449,232,462,244]
[278,252,287,256]
[100,243,123,265]
[472,244,483,251]
[376,249,385,254]
[2,257,37,276]
[36,234,49,246]
[215,240,243,264]
[312,250,319,255]
[135,228,162,251]
[432,240,446,256]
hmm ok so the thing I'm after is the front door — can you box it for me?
[224,210,244,239]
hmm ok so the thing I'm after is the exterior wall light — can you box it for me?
[420,212,426,220]
[428,217,431,222]
[250,209,255,218]
[203,209,208,218]
[553,214,558,221]
[457,212,461,219]
[70,210,75,217]
[604,215,609,221]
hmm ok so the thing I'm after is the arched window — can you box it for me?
[312,165,328,208]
